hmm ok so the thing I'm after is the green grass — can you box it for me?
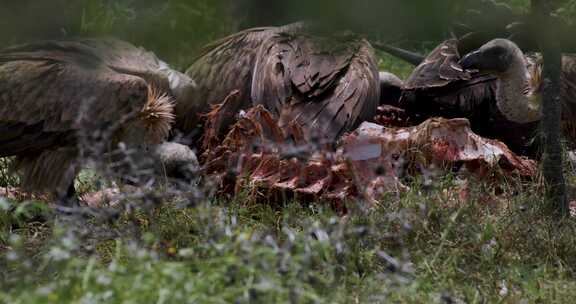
[2,174,576,303]
[378,51,416,80]
[3,1,576,302]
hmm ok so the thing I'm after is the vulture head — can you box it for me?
[459,38,525,75]
[153,142,199,181]
[379,71,404,106]
[459,38,542,124]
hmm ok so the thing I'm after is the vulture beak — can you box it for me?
[459,50,482,70]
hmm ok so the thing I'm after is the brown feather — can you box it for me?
[182,23,380,142]
[401,40,498,118]
[138,85,175,144]
[400,39,540,156]
[270,38,380,140]
[403,38,576,156]
[179,25,304,135]
[13,148,77,195]
[0,38,181,195]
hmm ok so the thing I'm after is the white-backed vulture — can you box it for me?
[459,39,576,146]
[384,38,576,157]
[0,38,195,202]
[400,39,498,117]
[393,39,539,156]
[177,23,384,144]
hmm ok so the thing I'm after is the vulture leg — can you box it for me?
[56,182,79,207]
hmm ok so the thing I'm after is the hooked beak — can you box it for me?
[458,50,481,70]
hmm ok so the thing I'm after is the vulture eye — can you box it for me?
[486,46,507,57]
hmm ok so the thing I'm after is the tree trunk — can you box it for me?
[532,0,568,216]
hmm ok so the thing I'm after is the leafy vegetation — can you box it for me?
[3,174,576,303]
[2,0,576,303]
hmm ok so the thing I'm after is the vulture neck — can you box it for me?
[496,55,542,124]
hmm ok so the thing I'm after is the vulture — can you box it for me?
[396,39,536,155]
[385,38,576,157]
[0,38,195,203]
[177,23,387,144]
[459,38,576,142]
[459,38,576,121]
[384,39,529,156]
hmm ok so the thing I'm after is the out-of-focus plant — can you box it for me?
[66,0,235,68]
[0,159,18,189]
[0,0,235,68]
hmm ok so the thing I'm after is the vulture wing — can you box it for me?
[0,38,173,193]
[78,39,195,99]
[401,39,497,117]
[179,23,305,137]
[401,39,540,156]
[252,33,380,141]
[181,23,378,143]
[404,39,472,89]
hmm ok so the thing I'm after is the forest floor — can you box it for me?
[2,166,576,303]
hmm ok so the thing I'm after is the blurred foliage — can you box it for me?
[495,0,576,24]
[497,0,531,10]
[0,158,18,189]
[3,175,576,302]
[0,0,235,68]
[3,1,576,302]
[71,0,235,68]
[555,0,576,24]
[1,0,575,70]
